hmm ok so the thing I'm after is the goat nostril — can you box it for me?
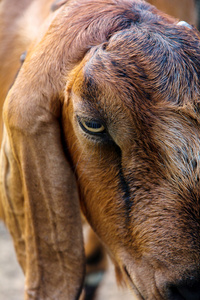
[177,285,200,300]
[169,281,200,300]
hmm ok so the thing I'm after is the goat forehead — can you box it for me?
[82,25,200,109]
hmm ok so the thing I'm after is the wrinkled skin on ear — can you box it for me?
[0,1,90,299]
[1,76,85,299]
[1,60,85,300]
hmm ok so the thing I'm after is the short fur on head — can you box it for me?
[1,0,200,299]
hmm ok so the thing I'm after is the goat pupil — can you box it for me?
[85,121,101,129]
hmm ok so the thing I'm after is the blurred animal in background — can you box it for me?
[1,1,200,300]
[148,0,200,29]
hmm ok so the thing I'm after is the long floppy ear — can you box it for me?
[0,9,86,300]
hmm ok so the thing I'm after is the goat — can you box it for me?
[1,0,200,299]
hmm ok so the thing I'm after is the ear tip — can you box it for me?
[177,21,193,29]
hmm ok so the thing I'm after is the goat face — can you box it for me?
[63,17,200,300]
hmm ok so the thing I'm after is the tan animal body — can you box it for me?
[1,0,200,299]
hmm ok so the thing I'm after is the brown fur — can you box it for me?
[1,0,200,299]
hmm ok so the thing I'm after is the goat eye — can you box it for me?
[78,118,105,134]
[83,120,105,132]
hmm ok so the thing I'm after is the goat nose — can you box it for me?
[169,280,200,300]
[177,285,200,300]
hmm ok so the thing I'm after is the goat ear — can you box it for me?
[0,24,85,300]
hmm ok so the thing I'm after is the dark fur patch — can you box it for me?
[119,167,132,218]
